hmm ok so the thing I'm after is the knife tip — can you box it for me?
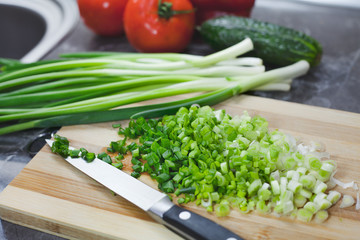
[45,139,53,146]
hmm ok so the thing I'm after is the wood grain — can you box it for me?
[1,94,360,240]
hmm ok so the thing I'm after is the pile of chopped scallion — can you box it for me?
[0,38,310,135]
[51,106,358,223]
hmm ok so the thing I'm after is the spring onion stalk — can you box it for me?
[1,77,124,97]
[229,60,309,92]
[0,65,267,92]
[0,38,311,135]
[47,105,344,223]
[253,83,291,91]
[0,81,236,122]
[0,59,121,82]
[0,108,36,114]
[0,87,236,135]
[216,57,263,66]
[60,52,201,61]
[0,39,253,84]
[0,61,308,123]
[189,38,253,67]
[0,88,218,121]
[0,75,200,107]
[63,55,264,67]
[0,70,110,91]
[0,58,22,70]
[0,84,171,114]
[44,83,175,108]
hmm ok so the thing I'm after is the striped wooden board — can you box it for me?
[1,94,360,240]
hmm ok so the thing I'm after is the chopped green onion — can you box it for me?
[271,180,281,195]
[283,201,295,214]
[294,194,307,207]
[69,149,80,158]
[131,171,141,178]
[316,198,332,210]
[313,180,327,194]
[280,177,288,194]
[256,200,270,214]
[304,202,319,214]
[215,201,231,217]
[299,174,316,190]
[112,161,124,169]
[258,184,271,201]
[297,208,313,222]
[47,103,343,222]
[299,189,313,199]
[178,198,186,204]
[314,210,328,223]
[296,167,307,176]
[326,191,341,204]
[287,180,302,193]
[340,195,355,208]
[248,179,262,196]
[313,192,327,203]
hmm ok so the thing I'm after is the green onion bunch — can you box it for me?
[0,38,309,135]
[109,106,339,222]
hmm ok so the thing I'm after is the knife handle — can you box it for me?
[162,204,244,240]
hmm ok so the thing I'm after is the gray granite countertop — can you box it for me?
[1,0,359,239]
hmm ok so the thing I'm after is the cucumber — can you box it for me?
[199,16,322,67]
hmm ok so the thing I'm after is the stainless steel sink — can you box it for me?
[0,0,79,63]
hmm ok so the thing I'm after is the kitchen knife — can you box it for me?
[46,140,243,240]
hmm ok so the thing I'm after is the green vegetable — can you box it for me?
[104,106,338,221]
[340,195,355,208]
[314,210,328,223]
[326,191,341,204]
[304,202,319,214]
[215,201,231,217]
[49,105,341,223]
[199,16,322,67]
[50,135,97,163]
[297,208,313,222]
[0,38,310,135]
[98,152,113,164]
[0,87,235,135]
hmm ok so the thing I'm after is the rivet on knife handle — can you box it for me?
[149,197,244,240]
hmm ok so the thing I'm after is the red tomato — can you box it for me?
[191,0,255,11]
[77,0,128,36]
[123,0,195,53]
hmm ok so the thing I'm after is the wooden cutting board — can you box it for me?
[1,94,360,240]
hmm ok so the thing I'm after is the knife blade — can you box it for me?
[46,139,243,240]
